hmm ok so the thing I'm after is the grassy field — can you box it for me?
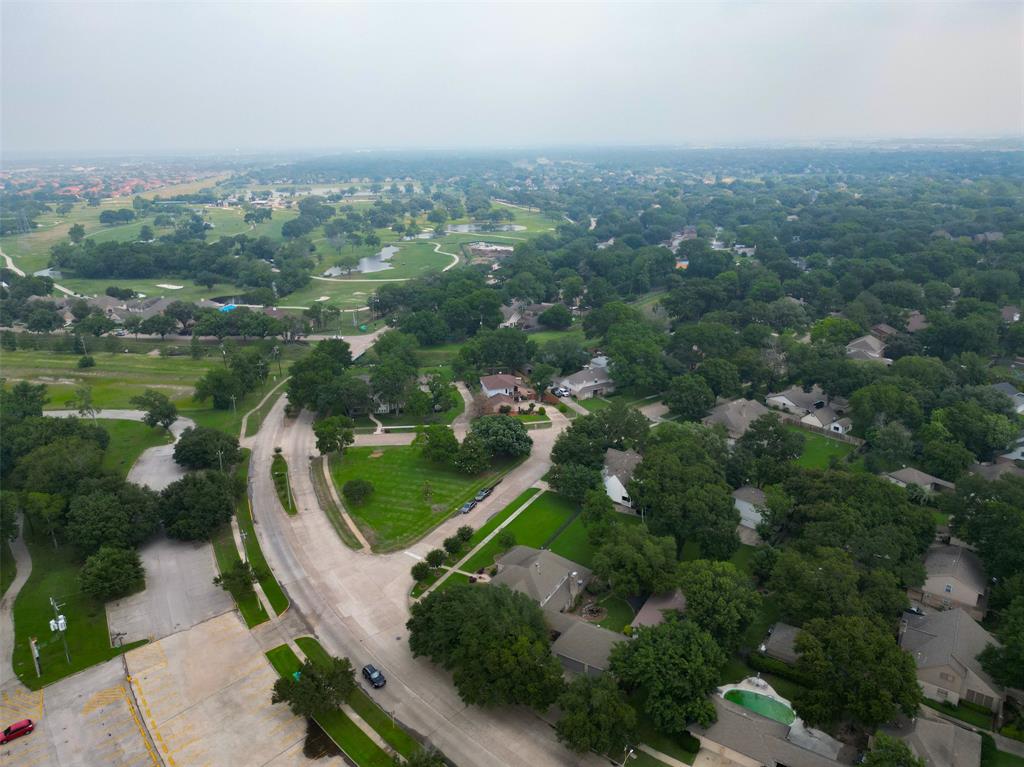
[97,418,173,477]
[243,379,289,437]
[264,643,393,767]
[211,520,269,628]
[310,456,363,549]
[330,446,508,551]
[271,453,297,515]
[460,491,577,573]
[787,426,856,469]
[548,512,643,569]
[11,527,146,688]
[295,636,420,759]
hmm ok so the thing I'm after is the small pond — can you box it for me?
[322,245,401,276]
[724,689,796,725]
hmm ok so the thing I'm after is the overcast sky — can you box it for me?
[2,1,1021,155]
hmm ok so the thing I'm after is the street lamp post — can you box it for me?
[620,747,636,766]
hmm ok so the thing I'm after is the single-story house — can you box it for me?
[631,590,686,629]
[968,462,1024,482]
[548,618,624,678]
[479,373,531,401]
[559,358,614,400]
[886,468,956,494]
[906,310,930,333]
[991,382,1024,415]
[907,545,988,620]
[733,485,766,535]
[602,448,641,508]
[490,546,589,613]
[900,608,1003,713]
[702,399,770,440]
[871,322,900,340]
[765,385,850,431]
[881,716,982,767]
[691,697,848,767]
[1000,305,1020,323]
[845,334,891,364]
[760,622,801,666]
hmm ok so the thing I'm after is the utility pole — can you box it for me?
[230,394,237,414]
[216,447,224,473]
[49,596,70,664]
[239,529,248,563]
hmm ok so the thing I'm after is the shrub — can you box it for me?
[425,548,446,568]
[77,355,95,368]
[497,530,516,551]
[499,404,512,415]
[557,403,568,413]
[456,525,474,543]
[443,536,462,555]
[537,406,546,416]
[747,652,812,686]
[214,560,265,596]
[343,478,374,505]
[411,561,431,582]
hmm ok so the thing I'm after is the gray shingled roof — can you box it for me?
[703,398,770,438]
[550,620,623,672]
[603,448,642,484]
[884,716,982,767]
[888,468,956,491]
[491,546,590,609]
[923,545,987,594]
[762,622,801,665]
[901,608,1000,690]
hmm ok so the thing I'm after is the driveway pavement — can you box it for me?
[247,394,596,767]
[106,535,233,644]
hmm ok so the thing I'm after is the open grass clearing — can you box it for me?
[295,636,420,759]
[460,491,577,573]
[786,425,856,469]
[264,643,393,767]
[330,446,515,552]
[97,418,173,477]
[310,456,363,549]
[11,527,147,689]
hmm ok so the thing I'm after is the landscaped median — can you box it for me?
[265,638,431,767]
[271,451,297,515]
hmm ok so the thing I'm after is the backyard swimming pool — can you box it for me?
[724,689,796,725]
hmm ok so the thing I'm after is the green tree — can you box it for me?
[678,560,762,651]
[272,656,356,718]
[469,415,533,458]
[978,596,1024,689]
[173,426,241,471]
[592,524,677,598]
[406,583,565,709]
[538,304,572,330]
[610,618,724,734]
[342,479,374,506]
[697,358,741,399]
[194,367,246,410]
[65,482,160,556]
[22,492,65,548]
[1,380,48,420]
[160,471,235,540]
[130,389,178,431]
[793,616,921,728]
[730,413,803,487]
[665,374,716,422]
[411,561,431,582]
[555,673,636,754]
[68,223,86,243]
[213,560,265,597]
[11,436,104,495]
[454,434,490,475]
[862,734,925,767]
[313,415,355,455]
[425,548,445,568]
[548,462,601,504]
[80,546,145,601]
[417,425,459,465]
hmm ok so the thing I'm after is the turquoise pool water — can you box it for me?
[724,689,796,725]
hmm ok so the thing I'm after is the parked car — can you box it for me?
[362,664,386,688]
[905,606,925,616]
[1,719,34,745]
[553,387,570,398]
[474,487,493,502]
[458,500,477,514]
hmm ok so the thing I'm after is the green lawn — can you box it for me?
[598,596,635,632]
[264,644,393,767]
[787,426,856,469]
[580,397,613,412]
[330,447,511,551]
[982,735,1024,767]
[461,491,577,573]
[310,456,363,549]
[11,528,147,689]
[234,452,289,614]
[549,512,641,569]
[296,637,420,759]
[211,520,269,628]
[97,418,173,477]
[271,453,297,515]
[632,698,698,765]
[243,381,288,438]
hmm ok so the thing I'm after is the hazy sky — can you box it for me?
[2,1,1021,154]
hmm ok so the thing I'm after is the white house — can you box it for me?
[560,357,615,400]
[480,373,527,400]
[602,448,641,508]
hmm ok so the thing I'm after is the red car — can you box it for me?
[1,719,34,744]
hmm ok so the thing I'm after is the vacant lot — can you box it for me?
[330,446,507,551]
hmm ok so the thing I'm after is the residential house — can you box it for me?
[886,468,956,494]
[559,357,614,400]
[900,608,1003,712]
[1000,306,1021,324]
[692,697,848,767]
[870,322,900,340]
[760,622,801,666]
[881,716,981,767]
[906,310,930,334]
[845,334,891,364]
[602,448,641,509]
[630,591,686,628]
[702,398,770,440]
[479,374,531,401]
[968,462,1024,482]
[547,614,624,678]
[908,545,988,620]
[765,385,850,432]
[997,430,1024,464]
[990,382,1024,415]
[733,486,766,544]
